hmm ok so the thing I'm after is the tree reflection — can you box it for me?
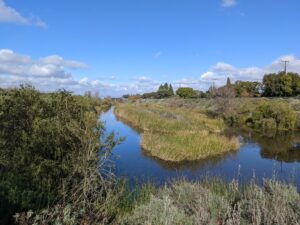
[227,128,300,163]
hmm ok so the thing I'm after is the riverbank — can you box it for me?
[121,178,300,225]
[115,102,239,162]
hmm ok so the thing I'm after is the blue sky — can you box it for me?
[0,0,300,96]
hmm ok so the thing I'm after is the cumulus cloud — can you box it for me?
[0,49,85,79]
[1,49,300,97]
[0,49,162,96]
[198,55,300,89]
[0,0,47,28]
[40,55,87,69]
[222,0,237,8]
[0,49,86,91]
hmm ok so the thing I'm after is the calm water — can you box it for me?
[101,107,300,187]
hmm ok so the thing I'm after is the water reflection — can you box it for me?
[101,108,300,187]
[226,129,300,163]
[141,147,239,171]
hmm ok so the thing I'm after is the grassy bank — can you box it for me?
[115,102,239,162]
[121,178,300,225]
[140,97,300,131]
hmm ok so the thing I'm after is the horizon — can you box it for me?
[1,0,300,97]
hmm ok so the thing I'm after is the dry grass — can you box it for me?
[115,102,239,162]
[123,178,300,225]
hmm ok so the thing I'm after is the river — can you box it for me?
[101,107,300,187]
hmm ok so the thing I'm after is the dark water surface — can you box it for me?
[101,107,300,187]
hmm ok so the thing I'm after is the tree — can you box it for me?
[156,83,174,98]
[176,87,197,98]
[226,77,232,87]
[262,72,300,97]
[169,84,174,96]
[235,81,261,97]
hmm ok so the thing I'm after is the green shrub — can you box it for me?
[176,87,197,99]
[252,102,296,130]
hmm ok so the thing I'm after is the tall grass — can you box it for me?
[115,102,239,162]
[122,178,300,225]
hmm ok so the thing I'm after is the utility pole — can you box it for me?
[212,78,217,89]
[282,60,289,74]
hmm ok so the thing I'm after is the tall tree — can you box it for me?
[169,84,174,96]
[226,77,232,87]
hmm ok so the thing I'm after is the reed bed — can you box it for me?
[115,102,239,162]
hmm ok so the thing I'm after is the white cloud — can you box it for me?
[40,55,87,69]
[0,49,85,79]
[198,55,300,89]
[0,0,46,28]
[1,49,300,97]
[171,55,300,91]
[0,49,86,91]
[0,49,162,97]
[222,0,237,8]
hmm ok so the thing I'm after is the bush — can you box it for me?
[0,86,118,224]
[176,88,197,99]
[252,102,296,130]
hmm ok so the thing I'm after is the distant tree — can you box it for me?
[226,77,232,87]
[176,87,197,98]
[142,92,159,99]
[235,81,261,97]
[163,82,168,90]
[157,83,174,98]
[262,72,300,97]
[169,84,174,96]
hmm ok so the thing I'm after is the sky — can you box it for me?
[0,0,300,97]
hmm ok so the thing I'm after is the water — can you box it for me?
[101,107,300,187]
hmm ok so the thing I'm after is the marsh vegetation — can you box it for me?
[115,102,239,162]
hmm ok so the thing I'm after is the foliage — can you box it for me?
[141,83,174,99]
[157,83,174,98]
[0,85,119,224]
[142,92,159,99]
[123,178,300,225]
[176,87,197,98]
[115,102,239,162]
[251,101,296,130]
[235,80,261,97]
[263,72,300,97]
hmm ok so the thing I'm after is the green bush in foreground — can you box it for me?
[0,86,119,224]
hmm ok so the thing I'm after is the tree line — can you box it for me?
[122,71,300,99]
